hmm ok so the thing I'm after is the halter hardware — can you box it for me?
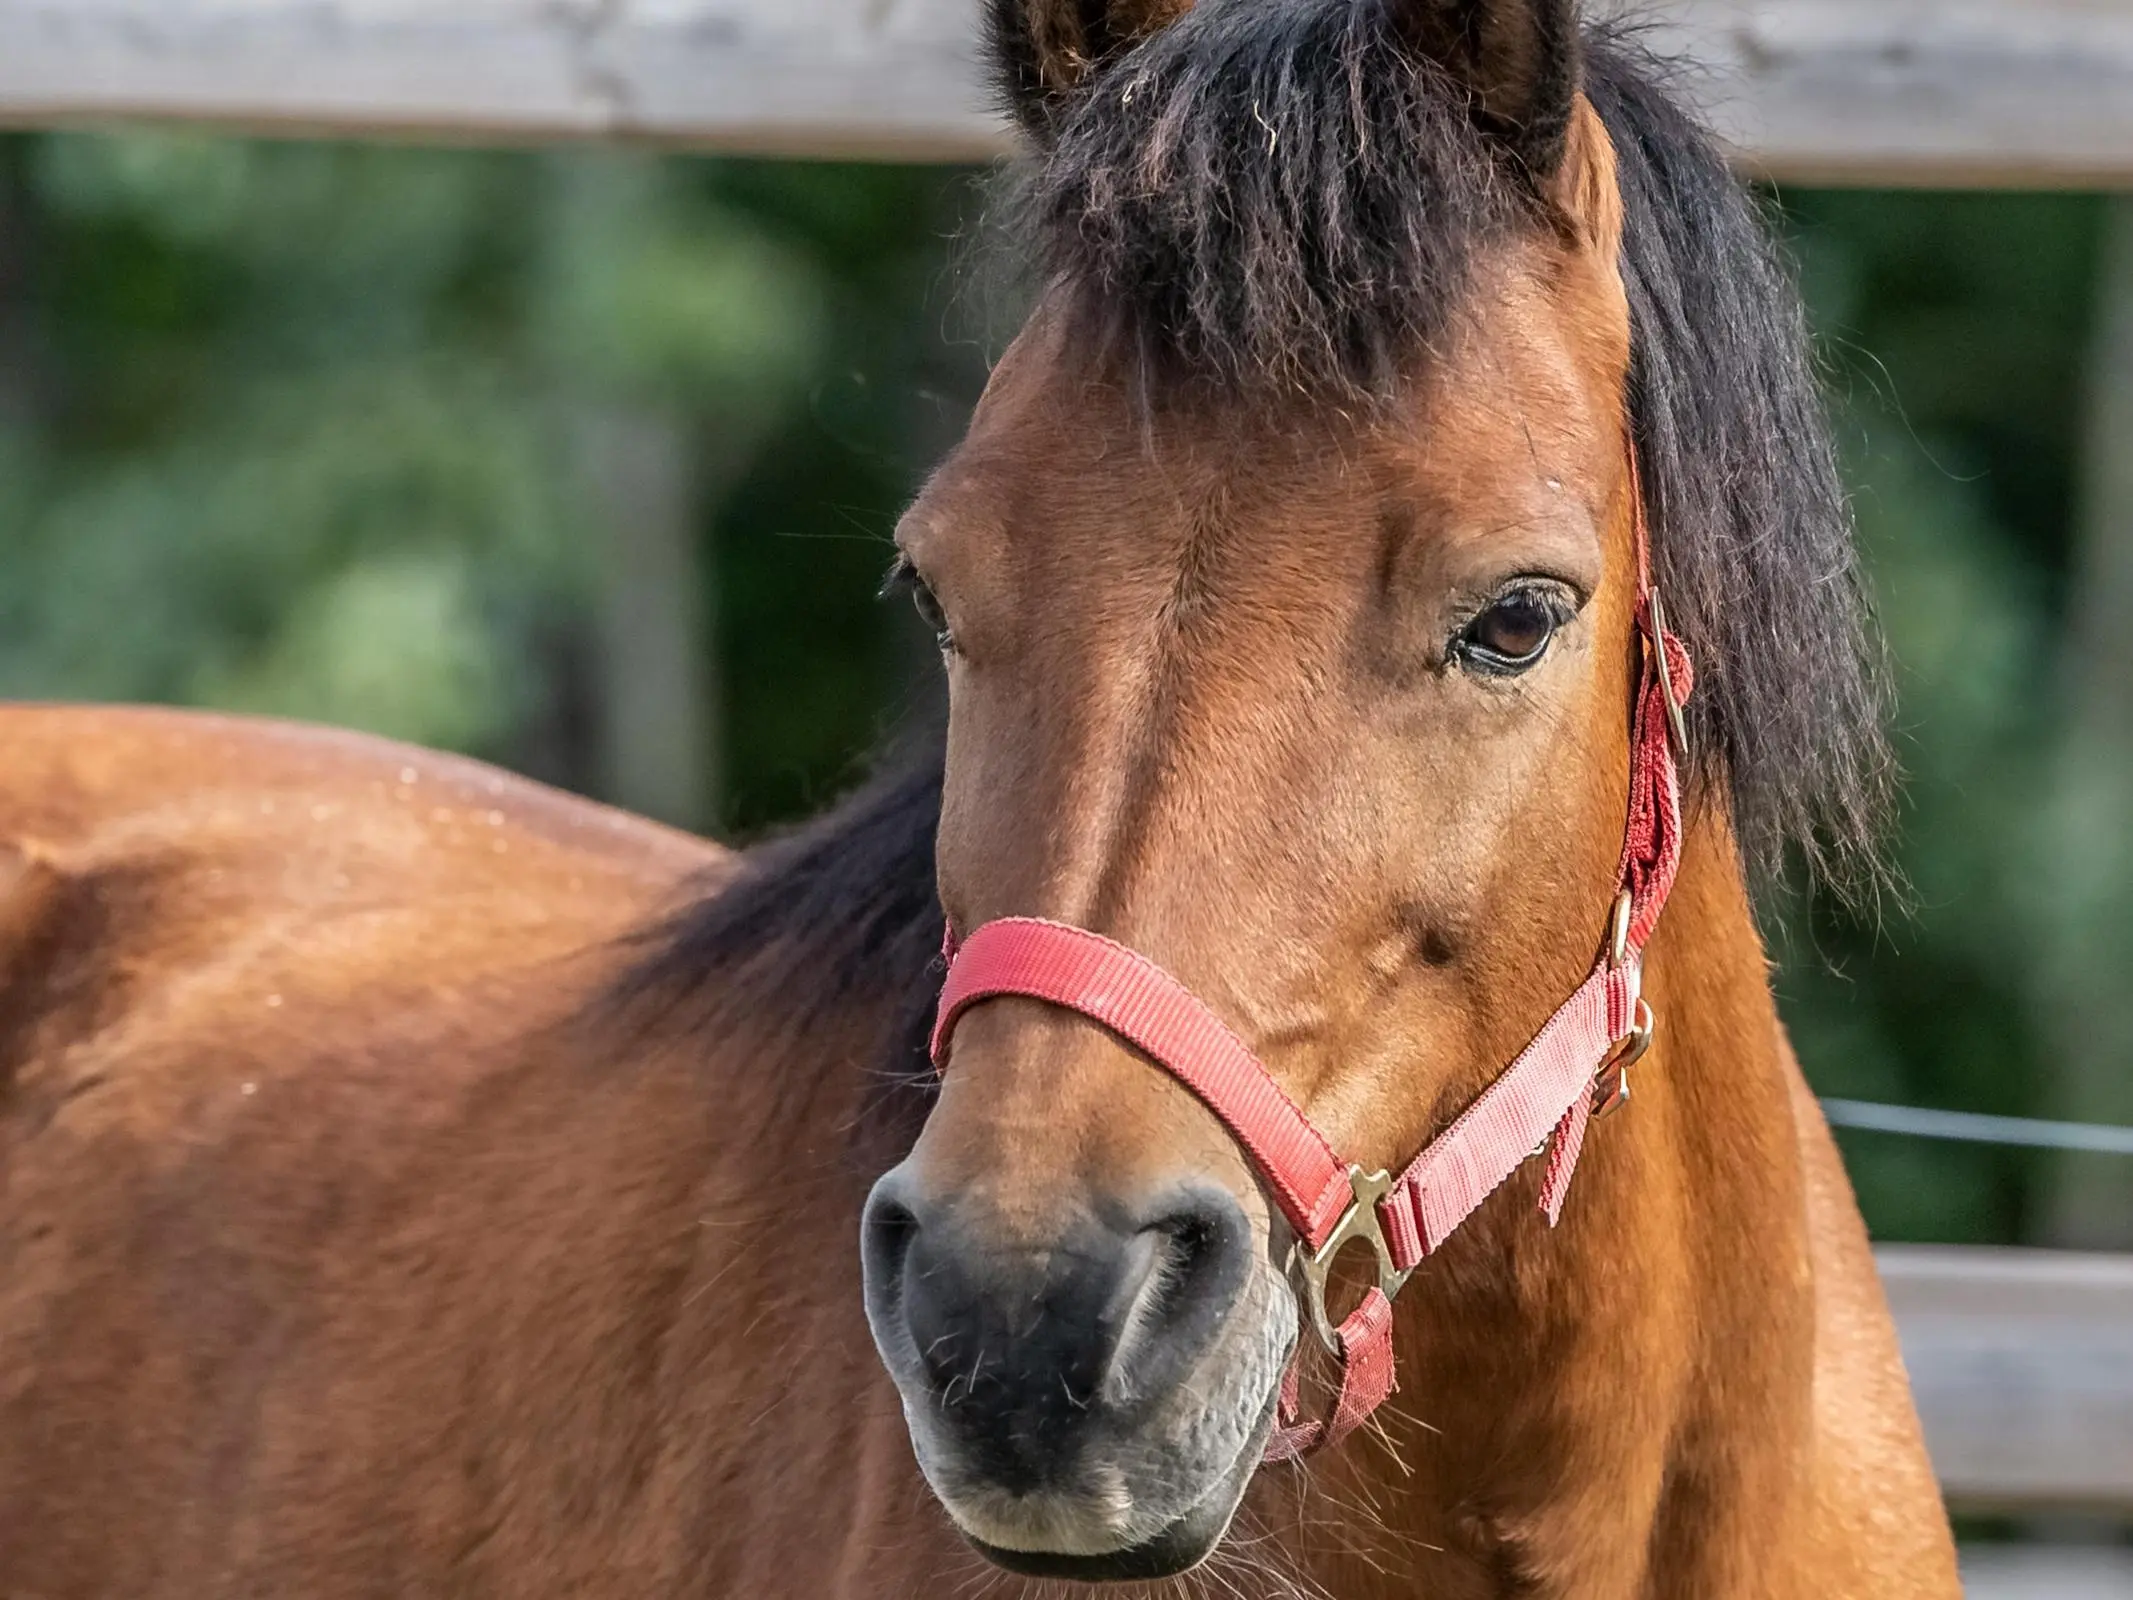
[1596,887,1656,1119]
[1647,587,1691,761]
[1294,1166,1413,1355]
[1592,999,1655,1120]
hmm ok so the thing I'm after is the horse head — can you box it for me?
[859,0,1672,1577]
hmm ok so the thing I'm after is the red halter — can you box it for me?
[931,491,1693,1456]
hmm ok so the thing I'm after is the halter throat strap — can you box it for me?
[929,508,1693,1457]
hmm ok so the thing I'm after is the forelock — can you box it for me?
[1009,0,1539,399]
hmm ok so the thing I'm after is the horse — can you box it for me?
[0,0,1962,1593]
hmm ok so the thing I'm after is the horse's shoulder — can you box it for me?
[0,713,753,1558]
[0,703,732,1121]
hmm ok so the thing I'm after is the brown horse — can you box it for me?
[1,1,1961,1594]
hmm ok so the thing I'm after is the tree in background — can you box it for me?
[0,137,577,757]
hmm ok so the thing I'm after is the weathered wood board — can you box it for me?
[1880,1246,2133,1510]
[2,0,2132,185]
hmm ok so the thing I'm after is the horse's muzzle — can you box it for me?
[860,1164,1279,1576]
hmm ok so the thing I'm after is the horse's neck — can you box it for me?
[1316,814,1818,1596]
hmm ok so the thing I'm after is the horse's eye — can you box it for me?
[910,578,950,645]
[885,558,956,655]
[1457,589,1563,675]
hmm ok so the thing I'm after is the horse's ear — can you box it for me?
[987,0,1197,141]
[1551,93,1623,262]
[1385,0,1581,182]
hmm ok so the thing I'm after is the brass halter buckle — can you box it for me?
[1592,997,1655,1119]
[1594,888,1657,1119]
[1294,1166,1415,1354]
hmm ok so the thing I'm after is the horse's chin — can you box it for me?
[949,1388,1276,1583]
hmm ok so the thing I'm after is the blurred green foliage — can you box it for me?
[1778,191,2106,1243]
[0,133,2116,1244]
[0,134,983,823]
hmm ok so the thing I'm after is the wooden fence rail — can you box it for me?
[4,0,2133,184]
[1880,1246,2133,1510]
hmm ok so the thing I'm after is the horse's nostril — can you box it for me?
[1145,1190,1249,1298]
[1107,1188,1254,1397]
[1159,1211,1218,1284]
[1134,1216,1214,1331]
[859,1176,922,1327]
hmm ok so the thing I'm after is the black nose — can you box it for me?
[861,1170,1254,1493]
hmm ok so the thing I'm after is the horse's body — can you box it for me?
[1,705,1951,1595]
[4,0,1963,1590]
[0,706,900,1595]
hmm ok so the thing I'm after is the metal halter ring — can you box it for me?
[1592,998,1656,1119]
[1293,1166,1414,1355]
[1600,888,1655,1118]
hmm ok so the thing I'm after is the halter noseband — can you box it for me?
[929,489,1693,1457]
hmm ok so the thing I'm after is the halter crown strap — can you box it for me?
[930,491,1693,1457]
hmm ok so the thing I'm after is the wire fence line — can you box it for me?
[1822,1099,2133,1157]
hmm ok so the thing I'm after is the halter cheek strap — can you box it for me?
[930,510,1693,1458]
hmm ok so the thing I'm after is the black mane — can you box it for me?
[609,750,948,1150]
[618,8,1889,1068]
[1586,35,1889,894]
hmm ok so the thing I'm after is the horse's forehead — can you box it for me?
[926,275,1622,583]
